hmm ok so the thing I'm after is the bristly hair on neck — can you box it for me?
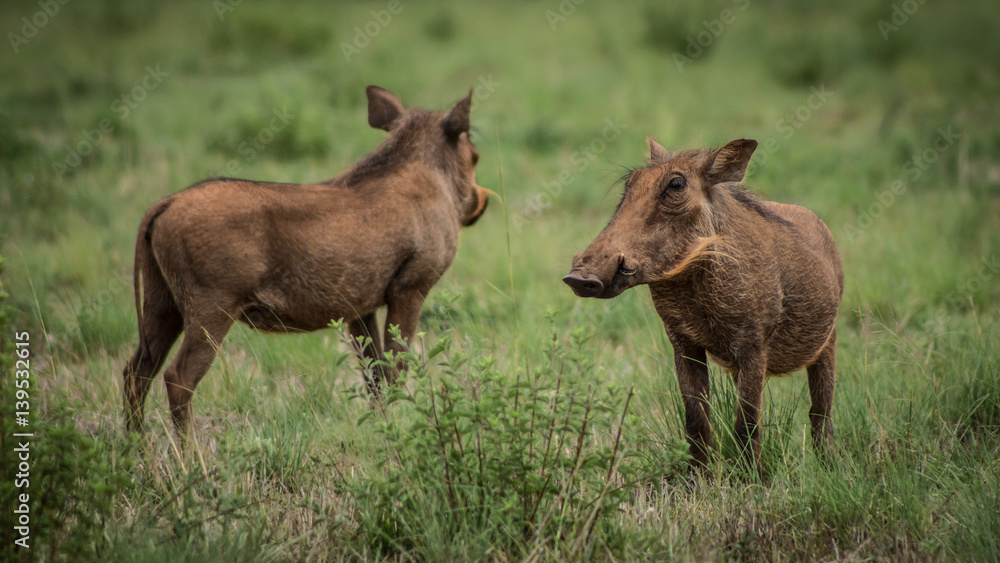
[334,111,432,186]
[723,184,792,226]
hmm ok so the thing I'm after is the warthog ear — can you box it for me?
[443,89,473,141]
[367,85,405,131]
[705,138,758,184]
[647,137,670,164]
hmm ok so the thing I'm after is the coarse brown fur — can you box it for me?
[564,138,844,469]
[122,86,492,436]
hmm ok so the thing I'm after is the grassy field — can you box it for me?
[2,0,999,560]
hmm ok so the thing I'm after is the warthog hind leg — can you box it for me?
[807,328,836,457]
[123,284,183,433]
[162,308,237,436]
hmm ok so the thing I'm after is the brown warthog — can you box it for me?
[563,138,843,468]
[123,85,492,435]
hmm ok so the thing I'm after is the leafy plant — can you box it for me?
[334,318,684,560]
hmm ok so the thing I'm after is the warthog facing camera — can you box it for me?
[564,138,843,468]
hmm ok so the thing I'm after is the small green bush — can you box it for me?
[334,318,686,560]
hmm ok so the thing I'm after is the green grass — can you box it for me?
[2,0,999,560]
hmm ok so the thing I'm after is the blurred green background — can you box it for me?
[1,0,998,560]
[2,0,998,340]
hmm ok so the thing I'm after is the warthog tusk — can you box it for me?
[617,253,636,276]
[473,185,495,216]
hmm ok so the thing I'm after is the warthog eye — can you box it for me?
[667,176,686,190]
[618,265,636,276]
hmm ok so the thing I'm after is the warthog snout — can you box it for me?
[564,252,640,299]
[562,270,604,298]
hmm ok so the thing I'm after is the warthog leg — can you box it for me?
[123,327,183,433]
[123,281,184,433]
[807,328,836,456]
[734,351,767,471]
[348,312,386,395]
[162,309,236,435]
[383,287,426,383]
[672,339,712,468]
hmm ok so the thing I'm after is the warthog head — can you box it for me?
[364,85,492,227]
[563,138,757,298]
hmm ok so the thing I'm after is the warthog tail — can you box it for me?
[132,198,172,354]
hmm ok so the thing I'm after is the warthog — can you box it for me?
[123,85,492,435]
[563,138,843,468]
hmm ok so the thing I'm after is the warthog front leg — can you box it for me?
[383,288,426,382]
[348,312,386,395]
[672,339,711,467]
[734,351,767,470]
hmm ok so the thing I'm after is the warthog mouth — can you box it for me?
[563,255,639,299]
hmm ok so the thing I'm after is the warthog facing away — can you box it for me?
[564,138,843,468]
[123,86,492,435]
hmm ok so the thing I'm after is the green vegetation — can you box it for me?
[1,0,998,560]
[335,320,679,560]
